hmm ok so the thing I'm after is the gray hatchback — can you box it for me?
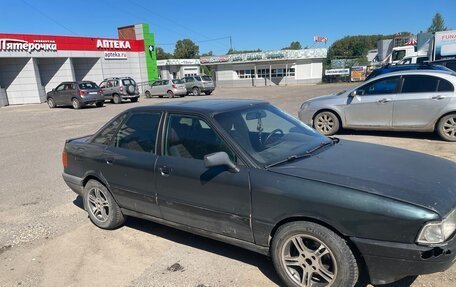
[46,81,104,109]
[299,70,456,141]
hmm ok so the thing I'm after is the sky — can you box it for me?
[0,0,455,55]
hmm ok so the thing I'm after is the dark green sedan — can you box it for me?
[62,99,456,287]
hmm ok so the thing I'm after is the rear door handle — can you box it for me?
[432,95,446,100]
[377,98,392,103]
[106,159,114,165]
[159,166,172,177]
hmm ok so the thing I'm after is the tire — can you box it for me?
[145,91,152,98]
[113,94,122,104]
[126,85,135,95]
[192,87,200,96]
[313,111,340,136]
[72,98,82,109]
[167,90,174,98]
[96,101,104,107]
[47,97,56,108]
[205,91,212,95]
[130,97,138,102]
[83,180,125,229]
[437,113,456,142]
[271,221,358,287]
[158,95,163,98]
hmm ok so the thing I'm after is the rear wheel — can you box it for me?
[96,101,104,107]
[47,97,56,108]
[130,97,138,102]
[271,221,358,287]
[313,111,340,136]
[192,87,200,96]
[84,180,125,229]
[145,91,152,98]
[113,94,122,104]
[72,98,82,109]
[437,113,456,142]
[167,90,174,98]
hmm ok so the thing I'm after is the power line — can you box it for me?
[21,0,79,36]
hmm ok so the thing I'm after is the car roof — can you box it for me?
[379,64,442,71]
[126,99,268,114]
[367,69,456,82]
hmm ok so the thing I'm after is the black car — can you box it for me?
[62,100,456,287]
[430,58,456,72]
[46,81,104,109]
[365,63,453,81]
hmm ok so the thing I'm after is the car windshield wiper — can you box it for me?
[264,138,339,169]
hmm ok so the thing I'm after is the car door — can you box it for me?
[184,77,193,92]
[160,80,169,95]
[155,113,253,242]
[52,84,66,105]
[344,76,400,128]
[149,81,161,96]
[393,75,453,128]
[99,81,109,98]
[101,111,162,217]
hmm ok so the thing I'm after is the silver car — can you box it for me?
[144,79,187,98]
[299,70,456,141]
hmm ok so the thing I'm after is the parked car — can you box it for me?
[99,77,139,104]
[62,99,456,287]
[299,70,456,141]
[144,79,186,98]
[430,58,456,72]
[46,81,104,109]
[183,75,215,96]
[365,63,452,81]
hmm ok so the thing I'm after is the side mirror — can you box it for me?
[204,151,240,173]
[349,90,357,97]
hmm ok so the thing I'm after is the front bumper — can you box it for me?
[62,173,84,196]
[352,237,456,285]
[298,108,315,126]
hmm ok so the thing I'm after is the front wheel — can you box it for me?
[47,97,56,108]
[437,113,456,142]
[192,87,200,96]
[145,91,152,98]
[83,180,125,229]
[271,221,358,287]
[313,111,340,136]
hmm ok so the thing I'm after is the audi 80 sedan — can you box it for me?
[62,100,456,287]
[298,70,456,141]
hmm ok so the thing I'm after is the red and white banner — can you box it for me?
[313,36,328,43]
[0,33,144,52]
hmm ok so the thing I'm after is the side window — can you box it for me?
[99,81,106,88]
[163,80,169,85]
[114,80,119,87]
[113,112,161,153]
[151,81,160,86]
[164,114,235,161]
[401,76,439,93]
[187,77,194,82]
[71,84,77,90]
[107,81,113,88]
[357,77,399,95]
[56,84,65,91]
[438,79,454,92]
[92,114,127,145]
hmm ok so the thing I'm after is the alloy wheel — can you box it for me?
[316,114,335,134]
[87,187,110,222]
[281,234,337,286]
[442,116,456,139]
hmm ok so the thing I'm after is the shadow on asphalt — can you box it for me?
[337,129,441,141]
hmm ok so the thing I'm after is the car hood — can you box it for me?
[268,140,456,216]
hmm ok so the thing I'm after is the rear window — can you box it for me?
[79,82,99,89]
[438,79,454,92]
[201,76,212,81]
[401,76,438,93]
[122,79,136,86]
[172,79,184,84]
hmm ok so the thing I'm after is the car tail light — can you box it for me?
[120,86,124,92]
[79,90,88,95]
[62,151,68,168]
[172,84,177,88]
[98,89,103,93]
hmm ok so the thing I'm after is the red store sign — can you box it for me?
[0,33,144,52]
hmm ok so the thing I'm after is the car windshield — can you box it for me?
[214,104,330,166]
[122,79,135,86]
[172,79,184,84]
[201,76,212,81]
[79,82,98,89]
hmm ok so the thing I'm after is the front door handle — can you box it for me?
[159,166,172,177]
[432,95,446,100]
[106,159,114,165]
[377,98,392,103]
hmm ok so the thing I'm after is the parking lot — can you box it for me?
[0,83,455,287]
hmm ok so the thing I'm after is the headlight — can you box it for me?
[417,209,456,245]
[300,102,310,110]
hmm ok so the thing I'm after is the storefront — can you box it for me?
[0,23,158,106]
[201,48,327,87]
[157,59,200,79]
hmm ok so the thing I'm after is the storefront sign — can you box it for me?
[96,39,131,50]
[104,51,127,59]
[325,68,349,76]
[0,38,57,53]
[434,30,456,61]
[350,66,367,82]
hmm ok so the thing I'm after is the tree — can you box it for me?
[226,48,261,54]
[428,13,447,33]
[174,39,199,59]
[201,51,213,57]
[155,47,173,60]
[282,41,302,50]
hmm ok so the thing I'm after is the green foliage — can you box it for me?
[282,41,302,50]
[155,47,173,60]
[174,39,200,59]
[428,13,447,33]
[226,48,262,54]
[201,51,213,57]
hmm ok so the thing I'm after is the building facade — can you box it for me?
[0,24,158,106]
[157,59,201,79]
[201,48,327,87]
